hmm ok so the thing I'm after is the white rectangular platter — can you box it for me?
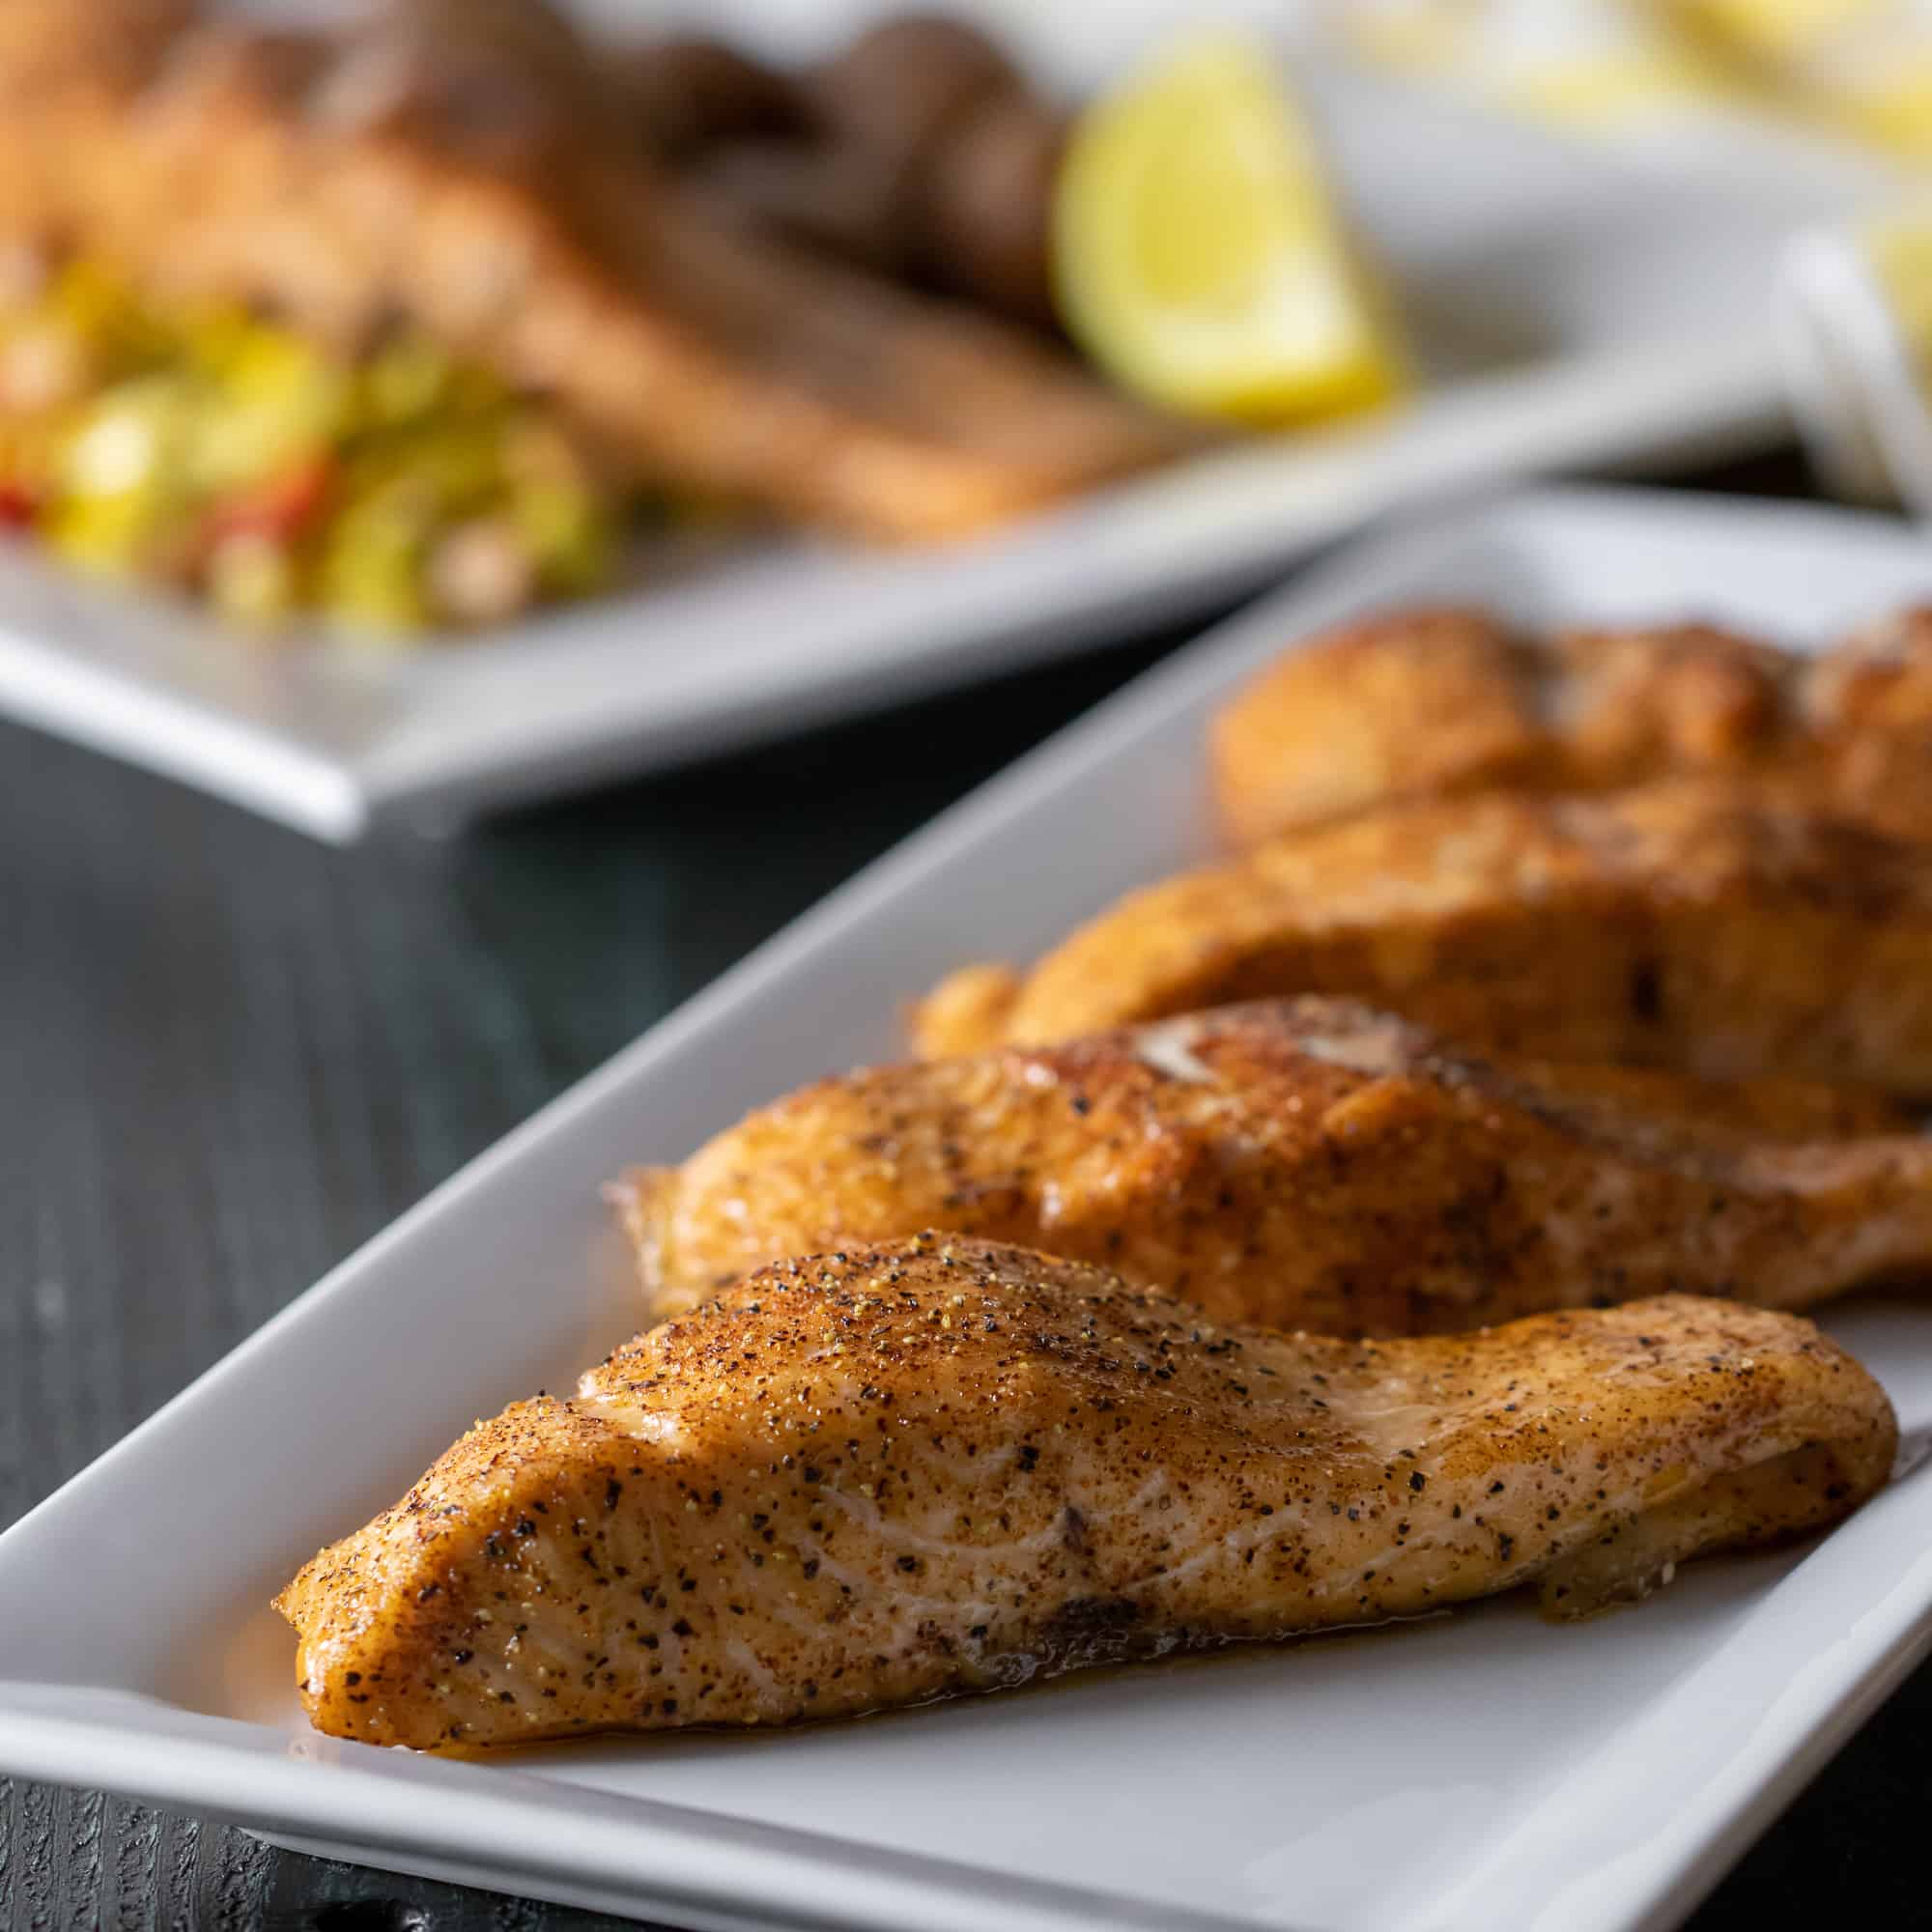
[0,36,1872,841]
[6,485,1932,1932]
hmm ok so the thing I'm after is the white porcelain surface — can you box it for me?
[0,47,1866,841]
[4,486,1932,1930]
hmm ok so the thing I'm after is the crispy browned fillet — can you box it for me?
[1209,607,1932,847]
[277,1236,1896,1748]
[912,782,1932,1094]
[613,999,1927,1338]
[0,1,194,98]
[0,0,1189,540]
[1489,1059,1907,1141]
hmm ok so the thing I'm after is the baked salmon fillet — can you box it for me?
[911,782,1932,1093]
[1210,607,1932,847]
[277,1236,1895,1747]
[611,1000,1930,1337]
[0,0,1188,540]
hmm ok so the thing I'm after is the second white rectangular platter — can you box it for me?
[4,486,1932,1932]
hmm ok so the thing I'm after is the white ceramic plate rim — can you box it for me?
[0,347,1782,847]
[8,485,1932,1932]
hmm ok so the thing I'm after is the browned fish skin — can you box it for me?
[1209,607,1932,847]
[276,1237,1896,1748]
[1483,1058,1909,1141]
[0,0,1187,540]
[912,782,1932,1093]
[0,0,195,101]
[614,1000,1931,1337]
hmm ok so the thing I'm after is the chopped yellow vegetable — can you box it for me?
[0,253,648,638]
[513,480,612,594]
[44,487,182,581]
[316,478,436,637]
[1053,35,1407,426]
[186,327,349,495]
[359,331,456,429]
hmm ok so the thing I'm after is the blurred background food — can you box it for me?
[0,256,619,633]
[629,14,1064,325]
[1338,0,1932,155]
[0,0,1190,640]
[5,0,1932,649]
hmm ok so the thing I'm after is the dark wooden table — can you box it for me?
[4,453,1926,1931]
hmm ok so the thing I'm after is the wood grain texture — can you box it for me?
[2,451,1925,1930]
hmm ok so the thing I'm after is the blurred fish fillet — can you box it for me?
[613,998,1932,1337]
[0,0,1191,540]
[911,781,1932,1093]
[1209,608,1932,847]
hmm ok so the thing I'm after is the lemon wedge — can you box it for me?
[1053,36,1406,426]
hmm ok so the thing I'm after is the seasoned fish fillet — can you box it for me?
[612,1000,1930,1337]
[0,0,1188,540]
[0,0,194,99]
[912,782,1932,1094]
[277,1237,1896,1747]
[1210,607,1932,846]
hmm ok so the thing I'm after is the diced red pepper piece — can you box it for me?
[204,453,333,546]
[0,481,39,528]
